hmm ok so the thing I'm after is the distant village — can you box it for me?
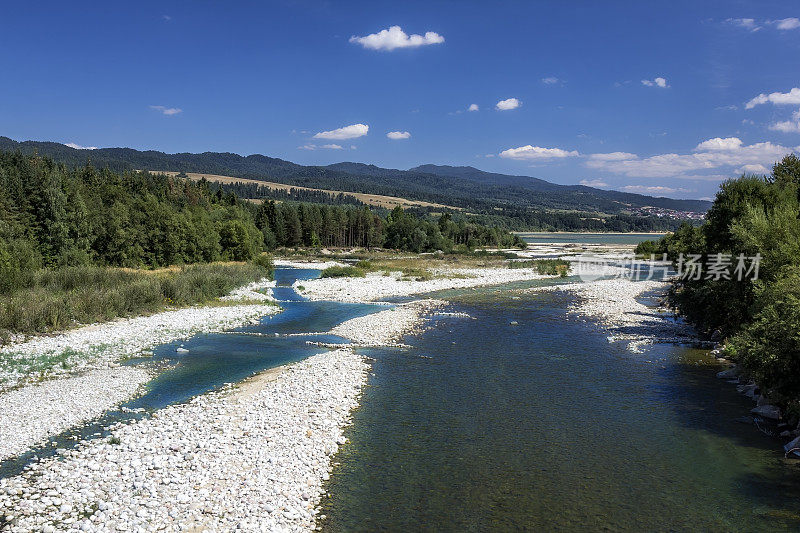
[630,206,706,220]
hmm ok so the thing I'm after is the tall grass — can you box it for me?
[0,261,273,339]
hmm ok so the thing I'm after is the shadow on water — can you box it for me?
[0,268,383,480]
[320,288,800,531]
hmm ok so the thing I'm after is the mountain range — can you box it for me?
[0,136,711,215]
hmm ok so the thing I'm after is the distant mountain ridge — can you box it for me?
[0,136,712,214]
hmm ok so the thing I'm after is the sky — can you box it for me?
[1,1,799,200]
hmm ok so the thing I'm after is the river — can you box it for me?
[3,266,799,530]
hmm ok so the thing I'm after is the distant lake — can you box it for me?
[518,232,665,245]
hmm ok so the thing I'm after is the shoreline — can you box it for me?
[0,297,435,532]
[0,282,281,466]
[296,267,554,303]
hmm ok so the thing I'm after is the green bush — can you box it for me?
[508,259,571,276]
[320,265,365,278]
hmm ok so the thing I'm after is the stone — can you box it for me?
[751,405,782,420]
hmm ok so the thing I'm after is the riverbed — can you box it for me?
[2,264,800,531]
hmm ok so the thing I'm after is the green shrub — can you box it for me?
[508,259,570,276]
[320,265,365,278]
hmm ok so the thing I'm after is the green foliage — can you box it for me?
[251,254,275,278]
[0,263,268,337]
[662,155,800,402]
[320,265,366,278]
[0,151,263,273]
[509,259,571,276]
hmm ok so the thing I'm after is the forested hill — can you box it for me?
[0,137,710,216]
[410,164,709,212]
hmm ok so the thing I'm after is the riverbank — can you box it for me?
[296,267,551,302]
[0,285,440,531]
[528,278,695,352]
[0,280,280,465]
[0,348,367,532]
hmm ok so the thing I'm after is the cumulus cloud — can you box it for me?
[745,87,800,108]
[349,26,444,51]
[468,103,479,112]
[298,143,345,150]
[496,98,521,111]
[499,145,579,161]
[727,17,800,32]
[386,131,411,140]
[313,123,369,140]
[737,164,769,174]
[774,17,800,30]
[541,77,560,85]
[620,185,692,195]
[64,142,98,150]
[694,137,743,151]
[585,136,794,178]
[589,152,638,161]
[641,77,668,88]
[770,110,800,133]
[579,179,608,187]
[149,105,182,116]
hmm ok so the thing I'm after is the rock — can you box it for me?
[751,404,782,420]
[716,366,738,379]
[785,435,800,454]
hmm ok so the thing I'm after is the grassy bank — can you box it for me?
[0,260,273,340]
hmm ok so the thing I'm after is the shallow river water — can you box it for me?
[320,286,800,531]
[3,268,800,530]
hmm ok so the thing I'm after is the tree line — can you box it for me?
[638,155,800,404]
[0,151,523,292]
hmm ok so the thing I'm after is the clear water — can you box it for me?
[320,289,800,531]
[4,267,800,530]
[0,268,382,478]
[519,232,665,245]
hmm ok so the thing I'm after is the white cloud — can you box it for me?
[313,123,369,140]
[726,18,761,31]
[298,143,345,150]
[386,131,411,140]
[496,98,521,111]
[349,26,444,51]
[737,164,769,174]
[641,77,668,88]
[774,17,800,30]
[468,103,479,112]
[694,137,743,151]
[150,105,182,116]
[499,145,579,161]
[745,87,800,108]
[579,179,608,187]
[620,185,692,195]
[769,110,800,133]
[541,77,560,85]
[589,152,638,161]
[350,145,357,150]
[585,136,794,178]
[64,142,97,150]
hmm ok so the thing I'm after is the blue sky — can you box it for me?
[2,1,799,199]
